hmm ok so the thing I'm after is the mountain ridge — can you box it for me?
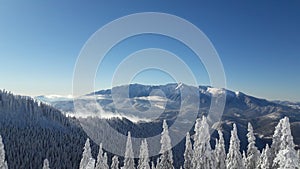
[34,83,300,150]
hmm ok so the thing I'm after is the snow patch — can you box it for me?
[207,87,225,96]
[133,95,167,102]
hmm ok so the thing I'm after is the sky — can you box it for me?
[0,0,299,101]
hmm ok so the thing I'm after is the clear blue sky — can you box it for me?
[0,1,299,101]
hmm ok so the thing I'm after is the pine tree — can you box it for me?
[215,130,226,169]
[80,138,94,169]
[257,144,271,169]
[245,123,260,169]
[273,117,300,168]
[226,123,244,169]
[111,155,119,169]
[123,131,135,169]
[138,139,150,169]
[183,132,192,169]
[0,135,8,169]
[95,143,109,169]
[192,117,215,169]
[157,120,174,169]
[42,159,50,169]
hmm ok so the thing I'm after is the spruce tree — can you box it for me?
[226,123,244,169]
[123,131,135,169]
[42,159,50,169]
[245,123,260,169]
[95,143,109,169]
[270,118,284,162]
[79,138,94,169]
[157,120,174,169]
[85,158,95,169]
[183,132,192,169]
[111,155,119,169]
[257,144,271,169]
[273,117,300,168]
[138,139,150,169]
[215,130,226,169]
[0,135,8,169]
[151,161,156,169]
[192,117,215,169]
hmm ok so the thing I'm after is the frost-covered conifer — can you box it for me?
[0,135,8,169]
[183,132,192,169]
[215,130,226,169]
[151,161,156,169]
[85,158,95,169]
[157,120,174,169]
[226,124,244,169]
[42,159,50,169]
[79,138,94,169]
[192,117,215,169]
[270,118,284,162]
[111,155,119,169]
[257,144,271,169]
[273,117,300,168]
[95,143,108,169]
[245,123,260,169]
[138,139,150,169]
[123,132,135,169]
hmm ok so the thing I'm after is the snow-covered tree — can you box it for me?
[257,144,271,169]
[123,131,135,169]
[138,139,150,169]
[95,143,109,169]
[273,117,300,168]
[80,138,94,169]
[214,130,226,169]
[242,151,247,168]
[270,118,284,162]
[192,117,215,169]
[151,161,156,169]
[183,132,192,169]
[85,158,95,169]
[157,120,174,169]
[103,153,108,169]
[226,123,244,169]
[42,159,50,169]
[0,135,8,169]
[245,123,260,169]
[111,155,119,169]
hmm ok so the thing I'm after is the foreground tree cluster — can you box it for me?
[76,117,300,169]
[1,116,299,168]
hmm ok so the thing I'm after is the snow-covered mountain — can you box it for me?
[1,85,300,168]
[35,83,300,150]
[273,100,300,110]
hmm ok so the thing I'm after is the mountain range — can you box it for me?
[1,83,299,168]
[35,83,300,150]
